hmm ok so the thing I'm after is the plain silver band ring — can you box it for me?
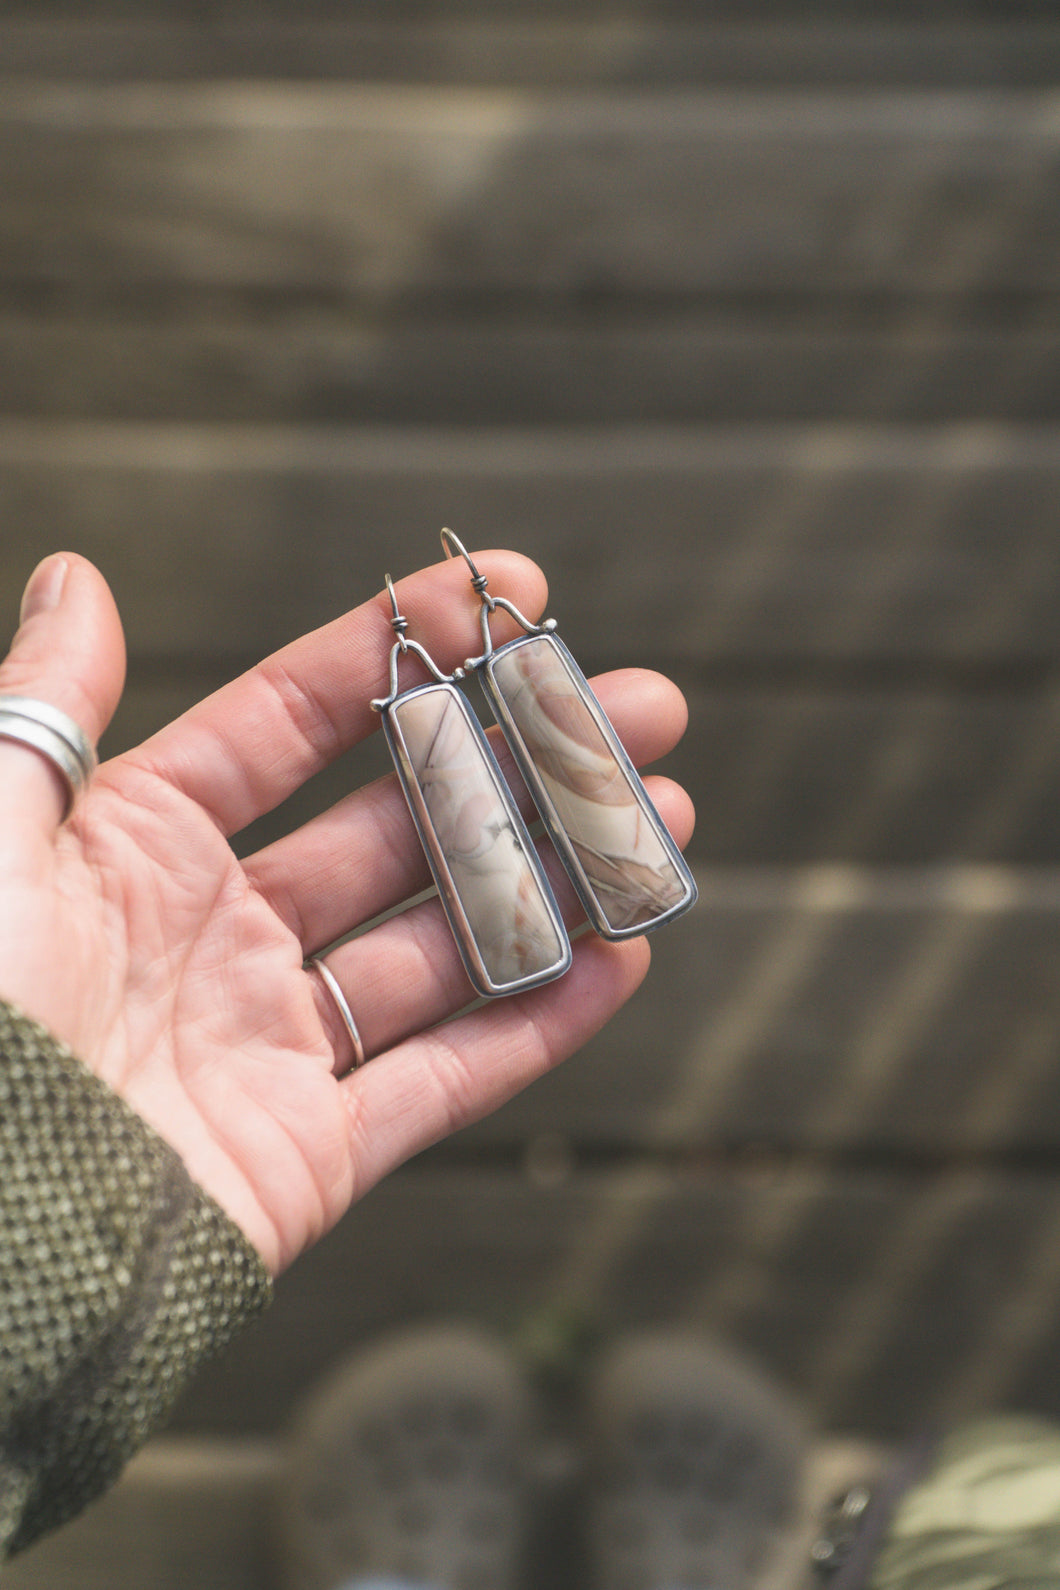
[305,956,367,1069]
[0,694,98,819]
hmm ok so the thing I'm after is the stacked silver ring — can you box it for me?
[0,694,98,819]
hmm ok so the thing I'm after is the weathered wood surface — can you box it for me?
[3,423,1060,670]
[3,0,1060,1470]
[1,0,1053,25]
[2,17,1059,87]
[2,87,1059,297]
[456,868,1060,1154]
[6,312,1060,425]
[166,1155,1060,1440]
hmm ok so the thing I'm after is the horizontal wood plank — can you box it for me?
[3,423,1060,670]
[1,87,1058,297]
[6,311,1060,425]
[0,1,1052,24]
[1,19,1059,88]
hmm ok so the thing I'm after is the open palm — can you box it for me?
[0,551,694,1276]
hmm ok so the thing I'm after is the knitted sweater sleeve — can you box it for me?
[0,999,273,1559]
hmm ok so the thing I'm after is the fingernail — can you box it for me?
[19,555,68,624]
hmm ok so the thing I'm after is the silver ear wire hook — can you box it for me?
[439,527,490,599]
[384,571,410,650]
[371,572,464,712]
[440,527,556,665]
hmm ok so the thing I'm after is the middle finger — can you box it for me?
[244,667,691,952]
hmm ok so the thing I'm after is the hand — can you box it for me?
[0,550,695,1276]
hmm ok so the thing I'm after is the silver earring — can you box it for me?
[441,530,697,941]
[371,574,572,999]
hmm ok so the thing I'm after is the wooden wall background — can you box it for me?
[3,0,1060,1447]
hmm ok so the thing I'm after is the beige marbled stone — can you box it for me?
[490,636,690,933]
[392,685,567,990]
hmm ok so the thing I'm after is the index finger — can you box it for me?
[121,551,548,837]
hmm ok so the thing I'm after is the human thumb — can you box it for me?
[0,553,126,829]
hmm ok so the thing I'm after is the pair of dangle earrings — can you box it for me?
[371,529,697,1000]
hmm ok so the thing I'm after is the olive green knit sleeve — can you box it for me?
[0,999,273,1559]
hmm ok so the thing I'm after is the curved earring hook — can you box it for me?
[383,571,410,647]
[439,527,555,664]
[371,572,462,712]
[440,527,490,597]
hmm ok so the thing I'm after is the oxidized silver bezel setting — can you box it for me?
[480,632,698,941]
[382,679,572,999]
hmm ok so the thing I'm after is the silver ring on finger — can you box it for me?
[0,694,98,820]
[305,955,368,1070]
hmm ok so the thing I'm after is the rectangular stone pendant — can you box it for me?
[480,633,698,940]
[381,679,572,998]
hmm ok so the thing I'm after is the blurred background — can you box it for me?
[3,0,1060,1583]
